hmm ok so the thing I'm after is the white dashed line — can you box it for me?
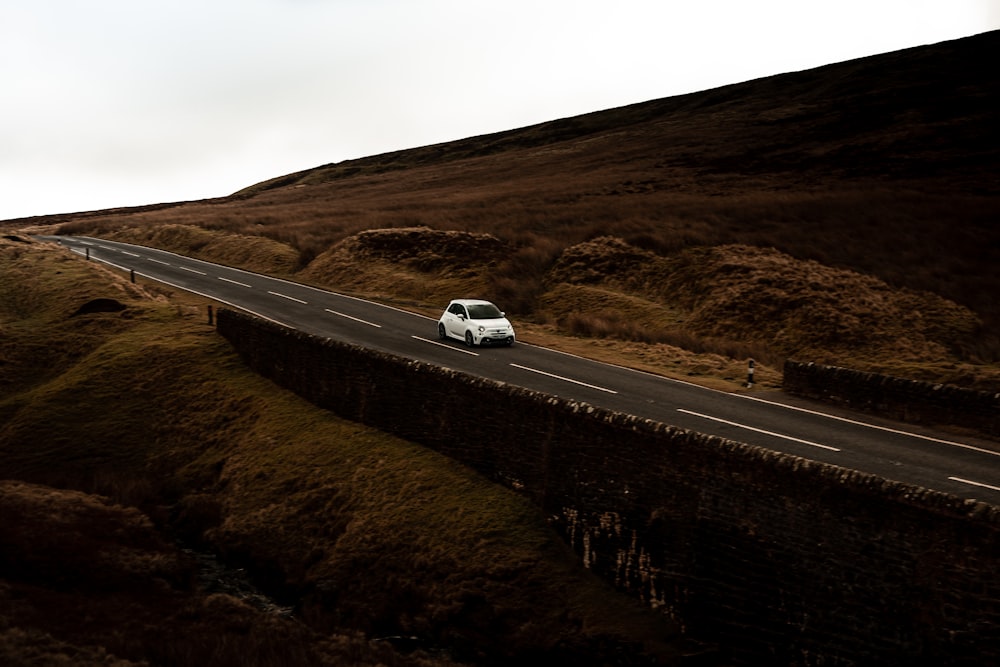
[179,266,207,275]
[948,477,1000,492]
[219,276,252,288]
[325,309,381,327]
[737,394,1000,457]
[678,409,841,451]
[412,336,479,355]
[268,291,307,304]
[510,363,618,393]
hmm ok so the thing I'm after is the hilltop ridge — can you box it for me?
[237,30,998,196]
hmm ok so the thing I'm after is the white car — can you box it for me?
[437,299,515,347]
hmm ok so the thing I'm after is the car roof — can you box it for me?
[449,298,496,306]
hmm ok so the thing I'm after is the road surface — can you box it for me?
[40,235,1000,506]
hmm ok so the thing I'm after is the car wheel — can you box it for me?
[438,323,447,339]
[465,330,475,347]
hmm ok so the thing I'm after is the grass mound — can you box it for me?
[300,227,511,306]
[107,224,300,276]
[542,237,997,387]
[0,236,684,665]
[288,229,998,390]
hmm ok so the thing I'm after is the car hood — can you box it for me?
[471,317,513,329]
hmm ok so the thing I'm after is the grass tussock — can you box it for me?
[0,237,682,665]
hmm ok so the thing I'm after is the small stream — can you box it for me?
[182,547,294,617]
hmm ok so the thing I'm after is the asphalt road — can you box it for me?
[41,235,1000,506]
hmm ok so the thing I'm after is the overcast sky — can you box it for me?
[2,1,997,221]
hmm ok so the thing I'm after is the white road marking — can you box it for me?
[57,238,294,329]
[148,258,170,265]
[510,363,618,394]
[121,251,140,257]
[412,336,479,355]
[219,276,252,288]
[737,394,1000,457]
[678,409,842,451]
[948,477,1000,492]
[179,266,207,275]
[268,291,307,304]
[325,308,381,328]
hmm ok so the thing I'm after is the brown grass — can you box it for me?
[0,237,683,665]
[3,35,999,662]
[13,33,998,387]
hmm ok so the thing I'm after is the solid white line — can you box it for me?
[678,409,842,451]
[948,476,1000,492]
[326,308,381,328]
[510,363,618,394]
[737,394,1000,457]
[219,276,252,288]
[148,258,170,265]
[268,290,307,304]
[179,266,207,275]
[412,336,479,355]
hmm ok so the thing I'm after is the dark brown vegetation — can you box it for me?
[0,237,685,665]
[3,30,999,665]
[14,30,1000,389]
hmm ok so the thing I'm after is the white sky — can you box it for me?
[2,1,998,221]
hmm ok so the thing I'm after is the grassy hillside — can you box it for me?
[10,31,998,389]
[0,237,686,665]
[2,31,998,665]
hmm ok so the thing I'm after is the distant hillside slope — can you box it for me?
[237,30,998,196]
[18,31,1000,376]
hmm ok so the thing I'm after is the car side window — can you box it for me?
[449,303,464,316]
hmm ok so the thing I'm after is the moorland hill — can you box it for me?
[13,29,1000,386]
[3,28,1000,667]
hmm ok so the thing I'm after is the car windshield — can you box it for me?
[467,303,503,319]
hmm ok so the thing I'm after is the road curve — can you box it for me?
[40,235,1000,506]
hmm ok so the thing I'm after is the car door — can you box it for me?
[446,303,467,338]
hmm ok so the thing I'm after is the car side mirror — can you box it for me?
[457,313,466,320]
[500,312,505,317]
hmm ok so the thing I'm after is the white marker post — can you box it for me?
[747,358,755,388]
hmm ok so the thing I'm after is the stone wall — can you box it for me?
[217,309,1000,666]
[783,360,1000,436]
